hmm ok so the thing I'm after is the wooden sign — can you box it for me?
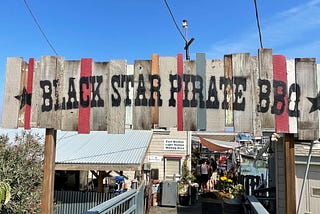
[2,49,319,140]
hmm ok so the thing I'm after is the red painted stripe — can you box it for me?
[273,55,289,133]
[78,58,92,134]
[177,54,183,131]
[24,58,34,129]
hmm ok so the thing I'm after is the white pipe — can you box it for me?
[297,141,314,214]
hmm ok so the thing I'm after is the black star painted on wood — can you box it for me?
[14,87,32,110]
[307,93,320,113]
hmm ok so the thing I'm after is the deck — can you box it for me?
[150,191,245,214]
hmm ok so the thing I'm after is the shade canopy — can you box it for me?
[199,137,241,152]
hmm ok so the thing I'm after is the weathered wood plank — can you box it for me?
[158,57,177,128]
[224,55,233,128]
[24,58,35,129]
[258,49,275,132]
[151,54,160,127]
[30,59,41,128]
[251,56,261,136]
[37,56,64,129]
[273,55,289,133]
[183,60,197,131]
[295,58,318,140]
[183,59,197,131]
[106,60,126,133]
[286,60,297,134]
[91,61,109,131]
[206,59,225,131]
[60,60,79,131]
[177,54,183,131]
[233,53,253,133]
[53,57,64,129]
[125,65,134,128]
[78,58,92,133]
[17,60,28,127]
[1,58,24,128]
[132,60,152,130]
[196,53,206,131]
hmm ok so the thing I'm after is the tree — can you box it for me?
[0,131,44,214]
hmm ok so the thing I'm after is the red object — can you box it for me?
[24,58,34,129]
[163,154,183,158]
[219,156,226,161]
[78,58,92,133]
[273,55,289,133]
[177,53,183,131]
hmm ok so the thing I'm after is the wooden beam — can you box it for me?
[284,133,296,214]
[41,128,57,214]
[55,163,141,171]
[90,170,99,178]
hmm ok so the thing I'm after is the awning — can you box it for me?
[199,137,241,152]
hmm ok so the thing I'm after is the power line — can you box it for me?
[253,0,263,49]
[22,0,59,55]
[162,0,187,42]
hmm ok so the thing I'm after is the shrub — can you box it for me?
[0,131,44,214]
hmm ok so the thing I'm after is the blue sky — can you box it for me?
[1,0,320,120]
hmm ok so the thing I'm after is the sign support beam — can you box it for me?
[284,133,296,214]
[41,128,57,214]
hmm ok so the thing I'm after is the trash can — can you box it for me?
[160,181,178,207]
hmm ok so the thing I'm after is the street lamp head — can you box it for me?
[182,19,188,29]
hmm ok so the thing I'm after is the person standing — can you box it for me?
[200,159,209,192]
[209,158,218,190]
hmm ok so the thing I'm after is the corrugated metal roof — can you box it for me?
[0,128,152,166]
[55,129,153,165]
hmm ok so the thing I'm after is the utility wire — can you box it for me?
[23,0,59,55]
[253,0,263,49]
[162,0,187,42]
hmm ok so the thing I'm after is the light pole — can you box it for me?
[182,19,194,61]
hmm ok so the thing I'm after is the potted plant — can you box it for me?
[178,155,196,205]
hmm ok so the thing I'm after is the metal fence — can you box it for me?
[54,191,115,214]
[83,181,145,214]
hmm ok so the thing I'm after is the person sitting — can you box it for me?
[115,171,125,192]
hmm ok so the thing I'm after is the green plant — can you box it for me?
[0,131,44,214]
[230,184,243,197]
[178,155,195,195]
[216,176,243,198]
[0,181,11,209]
[217,176,234,193]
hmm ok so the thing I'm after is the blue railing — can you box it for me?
[83,181,145,214]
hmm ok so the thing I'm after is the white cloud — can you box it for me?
[207,0,320,60]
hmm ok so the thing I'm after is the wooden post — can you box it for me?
[284,133,296,214]
[41,128,57,214]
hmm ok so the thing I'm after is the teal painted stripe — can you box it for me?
[196,53,206,131]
